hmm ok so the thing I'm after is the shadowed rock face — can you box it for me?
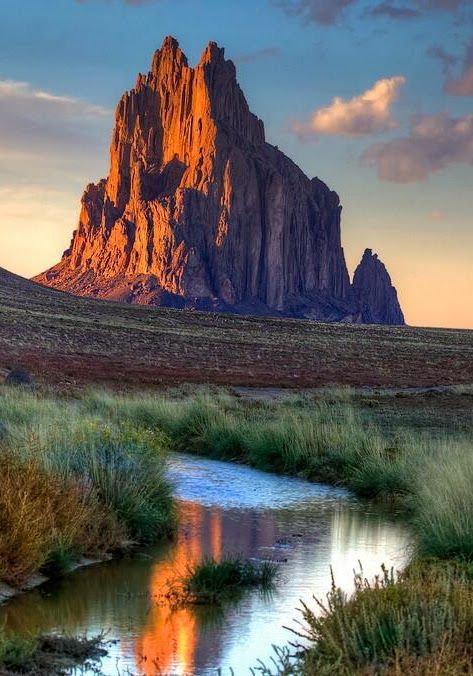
[35,36,404,325]
[353,249,405,325]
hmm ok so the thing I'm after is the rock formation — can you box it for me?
[353,249,405,325]
[35,36,405,325]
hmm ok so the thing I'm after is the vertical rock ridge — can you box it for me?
[34,37,404,325]
[353,249,405,325]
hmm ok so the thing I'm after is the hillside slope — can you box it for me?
[1,268,472,390]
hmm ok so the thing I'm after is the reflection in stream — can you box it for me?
[0,454,411,675]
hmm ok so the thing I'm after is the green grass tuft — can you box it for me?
[171,555,278,605]
[413,440,473,560]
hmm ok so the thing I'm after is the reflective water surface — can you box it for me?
[0,454,411,675]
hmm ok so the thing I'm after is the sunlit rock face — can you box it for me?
[35,36,404,325]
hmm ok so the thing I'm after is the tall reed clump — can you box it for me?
[0,452,123,586]
[412,439,473,561]
[33,422,176,543]
[290,561,473,675]
[16,422,176,546]
[0,388,176,587]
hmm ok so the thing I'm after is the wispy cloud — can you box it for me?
[444,39,473,96]
[272,0,357,26]
[0,79,110,117]
[274,0,470,24]
[292,76,405,137]
[368,2,421,19]
[76,0,158,5]
[366,0,467,19]
[427,45,458,74]
[233,47,282,64]
[0,81,112,275]
[0,79,110,177]
[362,112,473,182]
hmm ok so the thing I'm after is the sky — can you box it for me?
[0,0,472,329]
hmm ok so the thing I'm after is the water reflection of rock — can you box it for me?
[133,501,410,674]
[134,501,281,674]
[0,477,411,675]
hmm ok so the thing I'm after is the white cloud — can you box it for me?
[0,78,110,185]
[362,112,473,182]
[293,76,405,137]
[0,79,110,117]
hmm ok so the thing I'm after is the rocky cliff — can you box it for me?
[35,36,404,325]
[353,249,405,325]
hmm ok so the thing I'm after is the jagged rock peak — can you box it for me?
[151,35,188,72]
[34,38,404,326]
[199,40,226,65]
[151,36,226,72]
[353,249,405,325]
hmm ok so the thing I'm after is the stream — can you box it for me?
[0,453,411,675]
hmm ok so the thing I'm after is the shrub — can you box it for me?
[0,631,106,673]
[171,555,278,605]
[0,632,37,672]
[5,368,35,388]
[294,561,473,675]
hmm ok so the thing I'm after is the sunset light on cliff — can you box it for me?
[0,1,471,327]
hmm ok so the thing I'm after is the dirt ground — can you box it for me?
[1,267,473,392]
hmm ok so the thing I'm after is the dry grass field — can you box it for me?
[1,267,472,391]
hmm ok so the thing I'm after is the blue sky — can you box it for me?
[0,0,472,327]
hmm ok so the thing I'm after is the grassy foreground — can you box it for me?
[2,385,472,566]
[78,387,473,673]
[1,384,473,673]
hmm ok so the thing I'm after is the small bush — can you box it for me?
[171,555,278,605]
[0,631,106,673]
[293,561,473,675]
[5,368,35,388]
[0,632,38,671]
